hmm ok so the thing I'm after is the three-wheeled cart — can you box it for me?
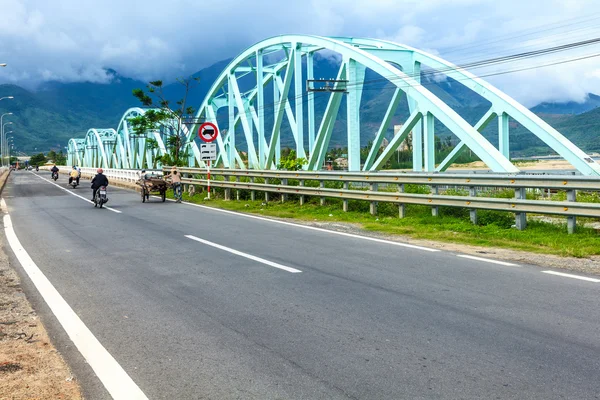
[137,176,168,202]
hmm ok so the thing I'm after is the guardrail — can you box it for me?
[167,167,600,234]
[40,166,161,183]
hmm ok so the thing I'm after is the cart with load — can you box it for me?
[137,173,168,203]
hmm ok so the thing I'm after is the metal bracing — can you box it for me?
[66,35,600,176]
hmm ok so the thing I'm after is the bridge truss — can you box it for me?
[67,35,600,176]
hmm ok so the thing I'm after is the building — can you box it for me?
[393,124,412,151]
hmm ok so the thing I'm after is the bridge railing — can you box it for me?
[41,166,161,183]
[168,167,600,234]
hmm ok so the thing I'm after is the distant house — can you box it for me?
[334,157,348,168]
[393,124,412,151]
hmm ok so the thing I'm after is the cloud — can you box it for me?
[1,0,600,106]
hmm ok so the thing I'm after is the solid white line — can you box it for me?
[457,254,520,267]
[31,172,122,213]
[185,234,302,273]
[542,270,600,283]
[171,200,439,253]
[2,211,148,400]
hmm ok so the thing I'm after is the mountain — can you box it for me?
[1,58,599,158]
[530,93,600,115]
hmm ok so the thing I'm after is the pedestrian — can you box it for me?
[170,167,182,203]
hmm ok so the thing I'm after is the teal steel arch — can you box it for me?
[66,35,599,175]
[182,34,599,175]
[67,138,86,166]
[83,129,117,168]
[115,107,167,169]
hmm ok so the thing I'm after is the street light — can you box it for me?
[5,133,13,165]
[0,64,6,67]
[1,113,13,164]
[2,122,13,166]
[0,96,14,101]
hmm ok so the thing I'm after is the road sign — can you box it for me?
[198,122,219,143]
[200,143,217,161]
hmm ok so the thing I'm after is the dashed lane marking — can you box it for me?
[542,270,600,283]
[456,254,520,267]
[30,172,122,213]
[185,234,302,273]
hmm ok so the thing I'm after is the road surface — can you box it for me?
[3,171,600,399]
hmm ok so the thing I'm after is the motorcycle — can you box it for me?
[94,186,108,208]
[51,171,59,181]
[35,166,39,172]
[69,177,79,189]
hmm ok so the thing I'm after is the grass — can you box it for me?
[168,186,600,258]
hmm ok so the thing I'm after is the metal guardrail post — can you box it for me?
[469,186,478,225]
[236,176,240,201]
[343,182,349,212]
[398,184,405,218]
[300,180,305,205]
[224,175,231,201]
[567,189,576,234]
[281,178,288,202]
[370,183,378,215]
[320,181,325,206]
[251,177,256,201]
[265,178,269,202]
[431,185,439,217]
[515,188,527,230]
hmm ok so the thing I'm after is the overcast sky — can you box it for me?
[1,0,600,106]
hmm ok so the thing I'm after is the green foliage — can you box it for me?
[131,77,201,166]
[46,150,66,165]
[277,149,307,171]
[29,153,46,166]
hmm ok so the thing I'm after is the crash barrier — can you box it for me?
[40,166,161,183]
[166,167,600,234]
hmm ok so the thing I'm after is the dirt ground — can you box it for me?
[0,171,83,400]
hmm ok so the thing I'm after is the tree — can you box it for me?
[29,153,46,166]
[277,150,307,171]
[131,77,201,166]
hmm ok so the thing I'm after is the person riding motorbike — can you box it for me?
[35,165,39,171]
[69,166,80,185]
[91,168,109,201]
[50,164,59,179]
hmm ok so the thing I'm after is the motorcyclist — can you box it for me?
[35,165,39,171]
[69,166,79,185]
[50,164,59,179]
[91,168,109,201]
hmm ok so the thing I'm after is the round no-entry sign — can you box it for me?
[198,122,219,143]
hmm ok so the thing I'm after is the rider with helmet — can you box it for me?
[69,166,80,185]
[50,164,59,179]
[91,168,109,201]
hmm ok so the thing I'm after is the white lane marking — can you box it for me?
[457,254,520,267]
[2,211,148,400]
[30,172,122,213]
[169,199,439,253]
[185,235,302,273]
[542,270,600,283]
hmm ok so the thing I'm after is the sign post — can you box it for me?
[198,122,219,200]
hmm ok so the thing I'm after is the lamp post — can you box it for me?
[5,133,13,166]
[1,112,13,166]
[0,64,6,67]
[0,96,14,101]
[2,122,13,166]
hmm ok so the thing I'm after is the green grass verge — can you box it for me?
[167,188,600,258]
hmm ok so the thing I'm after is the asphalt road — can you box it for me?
[3,171,600,399]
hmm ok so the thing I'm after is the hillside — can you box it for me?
[1,58,599,157]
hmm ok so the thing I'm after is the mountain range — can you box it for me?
[1,58,599,157]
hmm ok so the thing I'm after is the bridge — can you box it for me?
[66,35,600,176]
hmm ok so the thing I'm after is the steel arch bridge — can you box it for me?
[67,34,600,176]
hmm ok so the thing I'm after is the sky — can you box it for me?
[1,0,600,106]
